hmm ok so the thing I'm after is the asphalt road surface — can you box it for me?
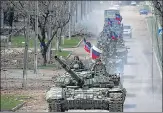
[68,6,162,112]
[121,6,162,112]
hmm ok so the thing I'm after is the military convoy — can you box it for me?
[46,7,128,112]
[46,56,126,112]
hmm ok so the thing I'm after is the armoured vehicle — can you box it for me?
[116,46,129,64]
[104,8,121,24]
[106,57,124,74]
[69,56,87,72]
[46,56,126,112]
[123,25,132,38]
[55,56,121,88]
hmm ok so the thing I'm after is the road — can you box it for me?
[121,6,162,112]
[69,6,162,112]
[6,5,161,112]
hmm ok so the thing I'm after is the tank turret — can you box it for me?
[55,56,84,87]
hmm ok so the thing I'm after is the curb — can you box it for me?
[65,39,83,60]
[11,101,26,112]
[0,110,13,112]
[66,51,73,60]
[73,39,83,48]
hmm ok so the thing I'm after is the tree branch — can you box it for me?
[46,28,58,48]
[38,34,42,42]
[18,1,24,9]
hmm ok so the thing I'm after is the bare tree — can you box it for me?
[151,0,163,27]
[10,1,76,66]
[1,1,20,43]
[55,1,76,51]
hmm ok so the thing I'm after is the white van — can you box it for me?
[131,1,137,6]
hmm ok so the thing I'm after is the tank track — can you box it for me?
[124,56,127,64]
[109,75,120,86]
[108,92,125,112]
[109,102,123,112]
[48,100,65,112]
[48,91,126,112]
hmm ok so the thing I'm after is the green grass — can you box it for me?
[10,35,82,48]
[1,95,29,110]
[38,50,71,69]
[38,64,57,69]
[11,35,40,48]
[54,50,71,58]
[60,37,81,48]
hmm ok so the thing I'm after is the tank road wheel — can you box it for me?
[109,101,124,112]
[51,100,65,112]
[130,33,132,38]
[48,104,52,112]
[124,56,127,64]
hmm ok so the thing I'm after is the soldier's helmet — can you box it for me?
[73,63,79,69]
[95,58,102,64]
[74,56,79,60]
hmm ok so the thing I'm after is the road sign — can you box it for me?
[158,28,162,35]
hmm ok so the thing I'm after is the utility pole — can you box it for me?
[68,1,71,39]
[87,1,90,19]
[22,1,30,88]
[34,1,38,74]
[76,1,78,24]
[151,12,154,103]
[0,2,4,28]
[85,1,87,19]
[90,1,92,13]
[72,7,75,35]
[86,1,88,19]
[81,1,83,21]
[47,2,52,63]
[87,1,90,14]
[83,1,86,20]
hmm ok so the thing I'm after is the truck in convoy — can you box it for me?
[104,7,121,25]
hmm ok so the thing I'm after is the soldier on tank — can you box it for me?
[70,56,85,70]
[91,58,106,75]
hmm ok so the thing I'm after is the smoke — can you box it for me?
[74,1,112,37]
[79,5,108,37]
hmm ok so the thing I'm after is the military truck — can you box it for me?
[46,56,126,112]
[104,7,121,25]
[104,7,120,19]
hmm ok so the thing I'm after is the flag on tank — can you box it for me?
[90,45,102,59]
[115,19,121,24]
[83,38,92,53]
[40,42,46,49]
[111,32,118,40]
[115,14,121,21]
[108,18,113,26]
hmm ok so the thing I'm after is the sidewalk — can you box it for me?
[2,47,76,53]
[69,38,97,60]
[145,16,162,77]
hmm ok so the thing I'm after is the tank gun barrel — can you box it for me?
[54,56,84,87]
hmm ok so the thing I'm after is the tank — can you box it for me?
[53,56,118,88]
[46,56,127,112]
[106,57,124,74]
[115,47,129,64]
[69,58,88,72]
